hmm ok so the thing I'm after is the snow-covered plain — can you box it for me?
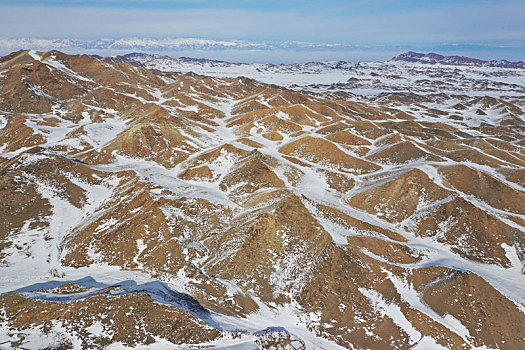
[120,53,525,97]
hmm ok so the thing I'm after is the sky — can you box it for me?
[0,0,524,62]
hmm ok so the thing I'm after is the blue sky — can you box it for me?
[0,0,524,61]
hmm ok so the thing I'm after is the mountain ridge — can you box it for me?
[0,49,524,349]
[106,50,525,68]
[392,50,525,68]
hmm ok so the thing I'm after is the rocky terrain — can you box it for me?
[0,49,524,349]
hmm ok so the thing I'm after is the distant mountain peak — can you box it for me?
[391,51,525,68]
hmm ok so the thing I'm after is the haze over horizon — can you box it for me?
[1,1,524,63]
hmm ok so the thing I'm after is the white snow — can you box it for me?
[359,287,422,345]
[28,50,42,61]
[0,114,7,130]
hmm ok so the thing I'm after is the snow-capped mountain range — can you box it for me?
[1,37,522,60]
[0,37,406,53]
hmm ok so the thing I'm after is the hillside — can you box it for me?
[0,49,525,349]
